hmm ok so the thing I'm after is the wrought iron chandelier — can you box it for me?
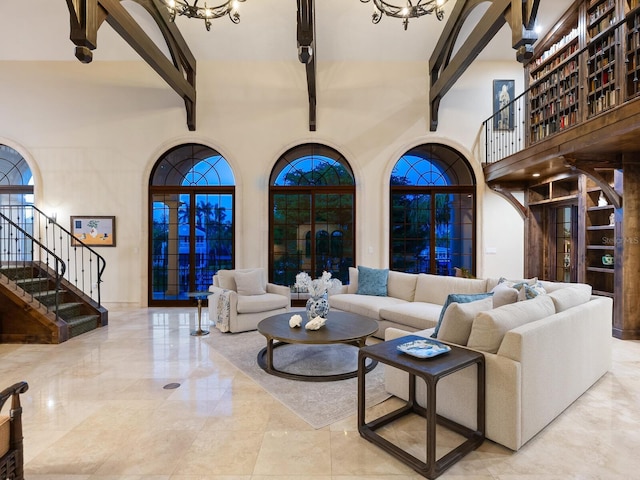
[360,0,448,30]
[163,0,245,31]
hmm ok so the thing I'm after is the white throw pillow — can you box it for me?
[234,270,266,296]
[491,282,519,308]
[436,297,494,346]
[467,295,555,353]
[217,270,237,291]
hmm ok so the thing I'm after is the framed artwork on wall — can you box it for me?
[70,216,116,247]
[493,79,515,130]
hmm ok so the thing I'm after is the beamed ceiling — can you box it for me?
[0,0,573,132]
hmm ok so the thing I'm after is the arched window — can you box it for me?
[0,144,34,207]
[390,144,476,276]
[149,143,235,305]
[270,143,355,287]
[0,145,34,262]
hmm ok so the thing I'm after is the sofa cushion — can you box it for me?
[235,269,267,296]
[467,294,555,353]
[0,415,9,457]
[539,280,592,295]
[356,266,389,296]
[491,281,519,308]
[329,293,406,319]
[436,296,494,345]
[379,302,443,330]
[236,293,289,313]
[548,286,592,312]
[432,292,494,338]
[414,274,489,305]
[387,270,418,302]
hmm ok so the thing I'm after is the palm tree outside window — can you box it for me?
[149,143,235,305]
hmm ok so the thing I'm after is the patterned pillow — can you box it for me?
[356,266,389,296]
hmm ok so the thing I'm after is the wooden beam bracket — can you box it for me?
[65,0,197,131]
[491,185,529,219]
[429,0,540,130]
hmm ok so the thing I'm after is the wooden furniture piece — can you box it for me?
[0,381,28,480]
[256,311,378,382]
[357,336,484,479]
[524,170,629,337]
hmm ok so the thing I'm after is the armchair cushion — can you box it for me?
[0,415,9,457]
[237,292,290,314]
[235,269,267,296]
[217,270,238,290]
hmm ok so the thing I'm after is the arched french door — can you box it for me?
[149,144,235,306]
[390,143,476,276]
[269,143,356,287]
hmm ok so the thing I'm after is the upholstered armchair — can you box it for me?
[208,268,290,333]
[1,381,28,480]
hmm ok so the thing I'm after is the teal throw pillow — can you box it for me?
[432,292,494,338]
[356,266,389,296]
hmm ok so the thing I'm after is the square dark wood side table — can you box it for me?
[357,335,485,479]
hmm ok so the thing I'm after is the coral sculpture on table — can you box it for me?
[289,314,302,328]
[305,316,327,330]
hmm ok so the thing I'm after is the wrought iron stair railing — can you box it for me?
[0,205,105,310]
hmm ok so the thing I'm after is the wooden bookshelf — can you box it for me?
[528,28,580,143]
[586,0,619,117]
[625,0,640,98]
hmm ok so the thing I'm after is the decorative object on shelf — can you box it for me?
[162,0,245,31]
[598,192,608,206]
[70,216,116,247]
[609,212,615,225]
[602,254,614,266]
[493,79,515,130]
[294,271,342,321]
[305,316,327,330]
[360,0,448,30]
[289,314,302,328]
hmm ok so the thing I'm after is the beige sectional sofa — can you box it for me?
[329,267,500,338]
[329,266,613,451]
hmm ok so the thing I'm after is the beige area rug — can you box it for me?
[206,329,391,429]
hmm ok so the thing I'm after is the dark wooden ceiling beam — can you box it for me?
[429,0,539,131]
[297,0,317,131]
[66,0,197,131]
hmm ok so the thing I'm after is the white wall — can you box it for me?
[0,58,524,306]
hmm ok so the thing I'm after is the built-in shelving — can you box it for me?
[586,0,618,117]
[625,0,640,98]
[525,0,640,142]
[585,183,617,297]
[528,26,580,143]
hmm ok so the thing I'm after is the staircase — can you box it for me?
[0,206,108,344]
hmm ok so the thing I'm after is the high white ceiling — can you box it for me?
[0,1,573,63]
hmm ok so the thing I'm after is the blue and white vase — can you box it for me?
[306,292,329,321]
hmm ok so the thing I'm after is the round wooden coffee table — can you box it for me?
[257,311,379,382]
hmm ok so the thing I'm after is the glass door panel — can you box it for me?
[555,205,576,282]
[194,193,233,291]
[272,193,312,287]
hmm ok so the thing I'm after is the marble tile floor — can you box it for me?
[1,305,639,480]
